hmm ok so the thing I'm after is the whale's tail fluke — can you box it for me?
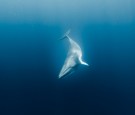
[60,29,70,40]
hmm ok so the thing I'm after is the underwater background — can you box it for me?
[0,0,135,115]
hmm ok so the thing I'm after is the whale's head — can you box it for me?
[58,61,79,78]
[58,67,73,78]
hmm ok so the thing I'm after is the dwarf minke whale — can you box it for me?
[58,30,89,78]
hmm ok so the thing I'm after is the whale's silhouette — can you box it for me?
[58,30,89,78]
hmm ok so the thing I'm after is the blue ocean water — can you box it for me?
[0,0,135,115]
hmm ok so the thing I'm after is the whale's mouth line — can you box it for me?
[59,67,72,78]
[59,63,80,78]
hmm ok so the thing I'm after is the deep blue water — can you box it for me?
[0,0,135,115]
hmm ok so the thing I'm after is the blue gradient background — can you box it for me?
[0,0,135,115]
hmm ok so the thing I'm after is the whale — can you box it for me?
[58,30,89,78]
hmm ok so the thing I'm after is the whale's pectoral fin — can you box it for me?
[79,57,89,66]
[81,61,89,66]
